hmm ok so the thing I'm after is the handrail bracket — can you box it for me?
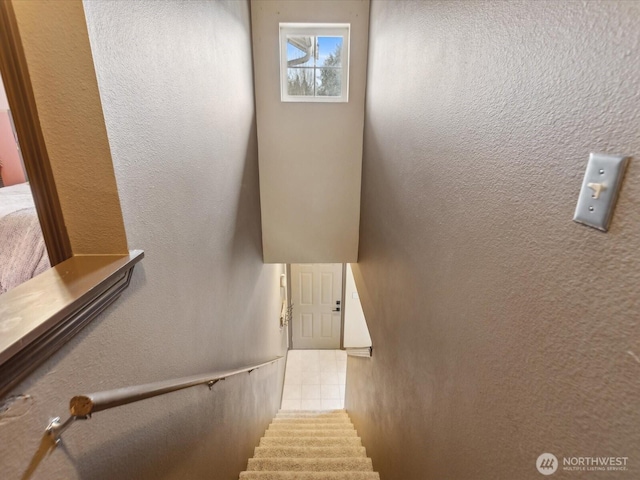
[207,378,224,390]
[46,415,87,446]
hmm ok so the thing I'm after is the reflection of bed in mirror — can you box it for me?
[0,182,50,294]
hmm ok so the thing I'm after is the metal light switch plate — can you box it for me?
[573,152,629,231]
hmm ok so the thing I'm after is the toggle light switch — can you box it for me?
[586,182,605,199]
[573,152,629,231]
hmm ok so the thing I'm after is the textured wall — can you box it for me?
[0,1,287,479]
[12,0,127,254]
[251,0,369,263]
[347,1,640,479]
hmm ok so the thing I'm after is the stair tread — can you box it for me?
[278,410,346,414]
[273,417,352,424]
[274,416,351,421]
[240,473,380,480]
[264,429,358,437]
[276,411,349,416]
[247,457,373,472]
[253,446,366,458]
[259,437,362,447]
[268,423,354,430]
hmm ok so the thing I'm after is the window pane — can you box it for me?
[287,68,315,96]
[280,25,349,102]
[317,36,342,67]
[287,35,315,67]
[316,67,342,97]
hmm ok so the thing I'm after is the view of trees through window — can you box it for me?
[286,36,342,97]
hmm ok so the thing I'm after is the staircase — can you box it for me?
[239,410,380,479]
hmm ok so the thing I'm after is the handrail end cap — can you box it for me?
[70,395,93,416]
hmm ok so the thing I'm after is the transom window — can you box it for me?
[279,23,350,103]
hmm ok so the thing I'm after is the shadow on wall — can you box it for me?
[230,116,262,266]
[21,430,56,480]
[347,123,435,479]
[348,0,640,477]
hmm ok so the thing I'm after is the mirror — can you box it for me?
[0,1,71,271]
[0,70,53,294]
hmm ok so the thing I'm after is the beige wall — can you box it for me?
[251,0,369,263]
[12,0,127,254]
[347,1,640,479]
[0,1,287,479]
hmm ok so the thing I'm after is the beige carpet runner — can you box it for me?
[239,410,380,479]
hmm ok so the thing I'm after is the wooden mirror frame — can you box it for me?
[0,1,143,399]
[0,1,72,265]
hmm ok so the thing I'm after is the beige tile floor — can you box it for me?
[281,349,347,410]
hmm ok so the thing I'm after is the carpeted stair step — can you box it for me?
[253,446,367,458]
[239,472,380,480]
[276,412,349,418]
[272,417,351,424]
[278,410,346,414]
[239,410,380,480]
[259,436,363,447]
[268,422,354,430]
[264,429,358,437]
[246,457,373,472]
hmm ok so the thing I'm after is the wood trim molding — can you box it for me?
[0,0,72,265]
[0,251,144,399]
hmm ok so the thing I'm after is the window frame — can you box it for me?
[279,23,350,103]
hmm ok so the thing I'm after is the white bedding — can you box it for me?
[0,182,36,218]
[0,183,50,294]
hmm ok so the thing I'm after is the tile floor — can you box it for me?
[281,349,347,410]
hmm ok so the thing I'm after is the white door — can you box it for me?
[291,263,343,349]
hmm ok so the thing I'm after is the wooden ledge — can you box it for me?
[0,250,143,398]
